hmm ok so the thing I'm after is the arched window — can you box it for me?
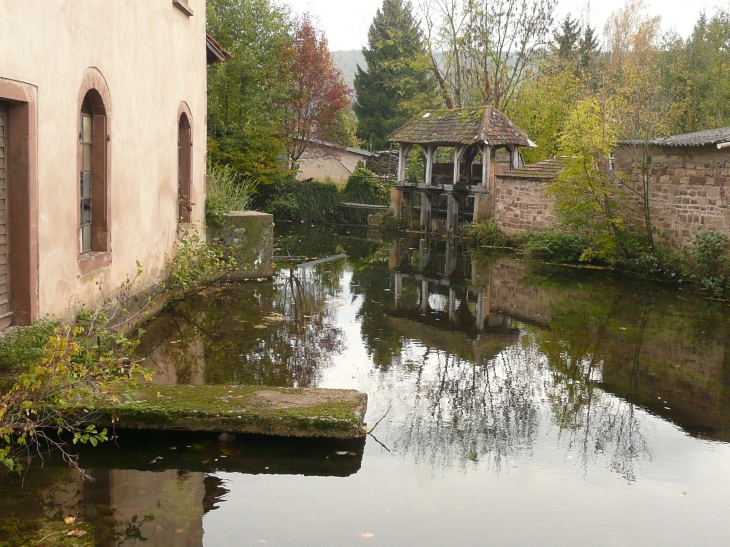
[78,89,108,253]
[178,112,192,223]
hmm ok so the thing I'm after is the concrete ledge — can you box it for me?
[73,385,367,439]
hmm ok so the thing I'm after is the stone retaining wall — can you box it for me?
[493,176,557,235]
[615,145,730,244]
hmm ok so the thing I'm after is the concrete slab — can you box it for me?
[73,384,367,439]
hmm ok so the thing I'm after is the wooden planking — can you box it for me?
[0,102,11,329]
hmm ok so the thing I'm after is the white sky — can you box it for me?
[281,0,730,51]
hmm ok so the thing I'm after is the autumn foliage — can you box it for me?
[284,15,352,170]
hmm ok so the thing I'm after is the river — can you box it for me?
[2,224,730,546]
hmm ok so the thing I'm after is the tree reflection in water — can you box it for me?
[374,243,654,481]
[136,258,346,388]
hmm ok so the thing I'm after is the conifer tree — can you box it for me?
[354,0,437,151]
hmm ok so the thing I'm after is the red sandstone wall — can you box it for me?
[493,177,558,235]
[614,145,730,243]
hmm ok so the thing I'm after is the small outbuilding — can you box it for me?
[295,139,372,184]
[387,106,533,235]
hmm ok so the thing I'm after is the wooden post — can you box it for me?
[420,192,431,231]
[452,144,468,184]
[449,288,456,322]
[420,280,429,314]
[396,143,412,183]
[481,143,491,187]
[424,145,434,185]
[394,273,403,309]
[419,237,430,271]
[510,146,520,170]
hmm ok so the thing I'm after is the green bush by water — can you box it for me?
[206,162,259,225]
[256,167,388,225]
[524,230,590,263]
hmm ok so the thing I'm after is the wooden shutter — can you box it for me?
[0,102,12,329]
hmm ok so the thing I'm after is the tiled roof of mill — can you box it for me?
[497,157,565,180]
[623,126,730,148]
[387,106,530,147]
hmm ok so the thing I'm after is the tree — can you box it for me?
[284,15,352,170]
[554,15,581,61]
[548,98,624,262]
[420,0,556,110]
[207,0,293,182]
[354,0,437,150]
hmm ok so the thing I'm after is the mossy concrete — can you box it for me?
[73,384,367,439]
[207,211,274,279]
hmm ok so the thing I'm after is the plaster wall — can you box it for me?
[296,143,367,184]
[0,0,207,318]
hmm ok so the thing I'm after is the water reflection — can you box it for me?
[6,226,729,546]
[136,260,346,387]
[0,432,365,546]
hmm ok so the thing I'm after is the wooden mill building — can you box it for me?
[387,106,533,235]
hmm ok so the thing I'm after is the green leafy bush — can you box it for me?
[0,320,56,372]
[464,219,509,247]
[164,226,233,299]
[259,179,346,223]
[524,230,590,263]
[206,162,259,225]
[342,168,390,205]
[691,231,729,297]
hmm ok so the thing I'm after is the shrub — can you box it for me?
[691,231,729,298]
[0,320,56,372]
[206,162,259,225]
[464,219,509,247]
[524,230,590,263]
[260,179,347,223]
[164,226,233,299]
[342,167,390,205]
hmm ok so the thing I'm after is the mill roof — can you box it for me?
[387,106,530,147]
[624,126,730,148]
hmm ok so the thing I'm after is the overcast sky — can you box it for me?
[281,0,730,51]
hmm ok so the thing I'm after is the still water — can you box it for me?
[3,224,730,546]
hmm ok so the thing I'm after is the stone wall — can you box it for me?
[493,176,557,235]
[614,145,730,243]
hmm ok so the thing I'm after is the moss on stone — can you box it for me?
[71,384,367,439]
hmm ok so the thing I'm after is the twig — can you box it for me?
[367,432,391,453]
[369,406,391,434]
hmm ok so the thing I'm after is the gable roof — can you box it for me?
[624,126,730,148]
[206,34,233,66]
[300,138,373,157]
[387,106,530,147]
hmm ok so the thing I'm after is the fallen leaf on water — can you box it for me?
[360,532,374,538]
[175,529,183,534]
[64,517,76,525]
[150,456,163,464]
[253,325,267,329]
[170,340,181,344]
[67,529,86,537]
